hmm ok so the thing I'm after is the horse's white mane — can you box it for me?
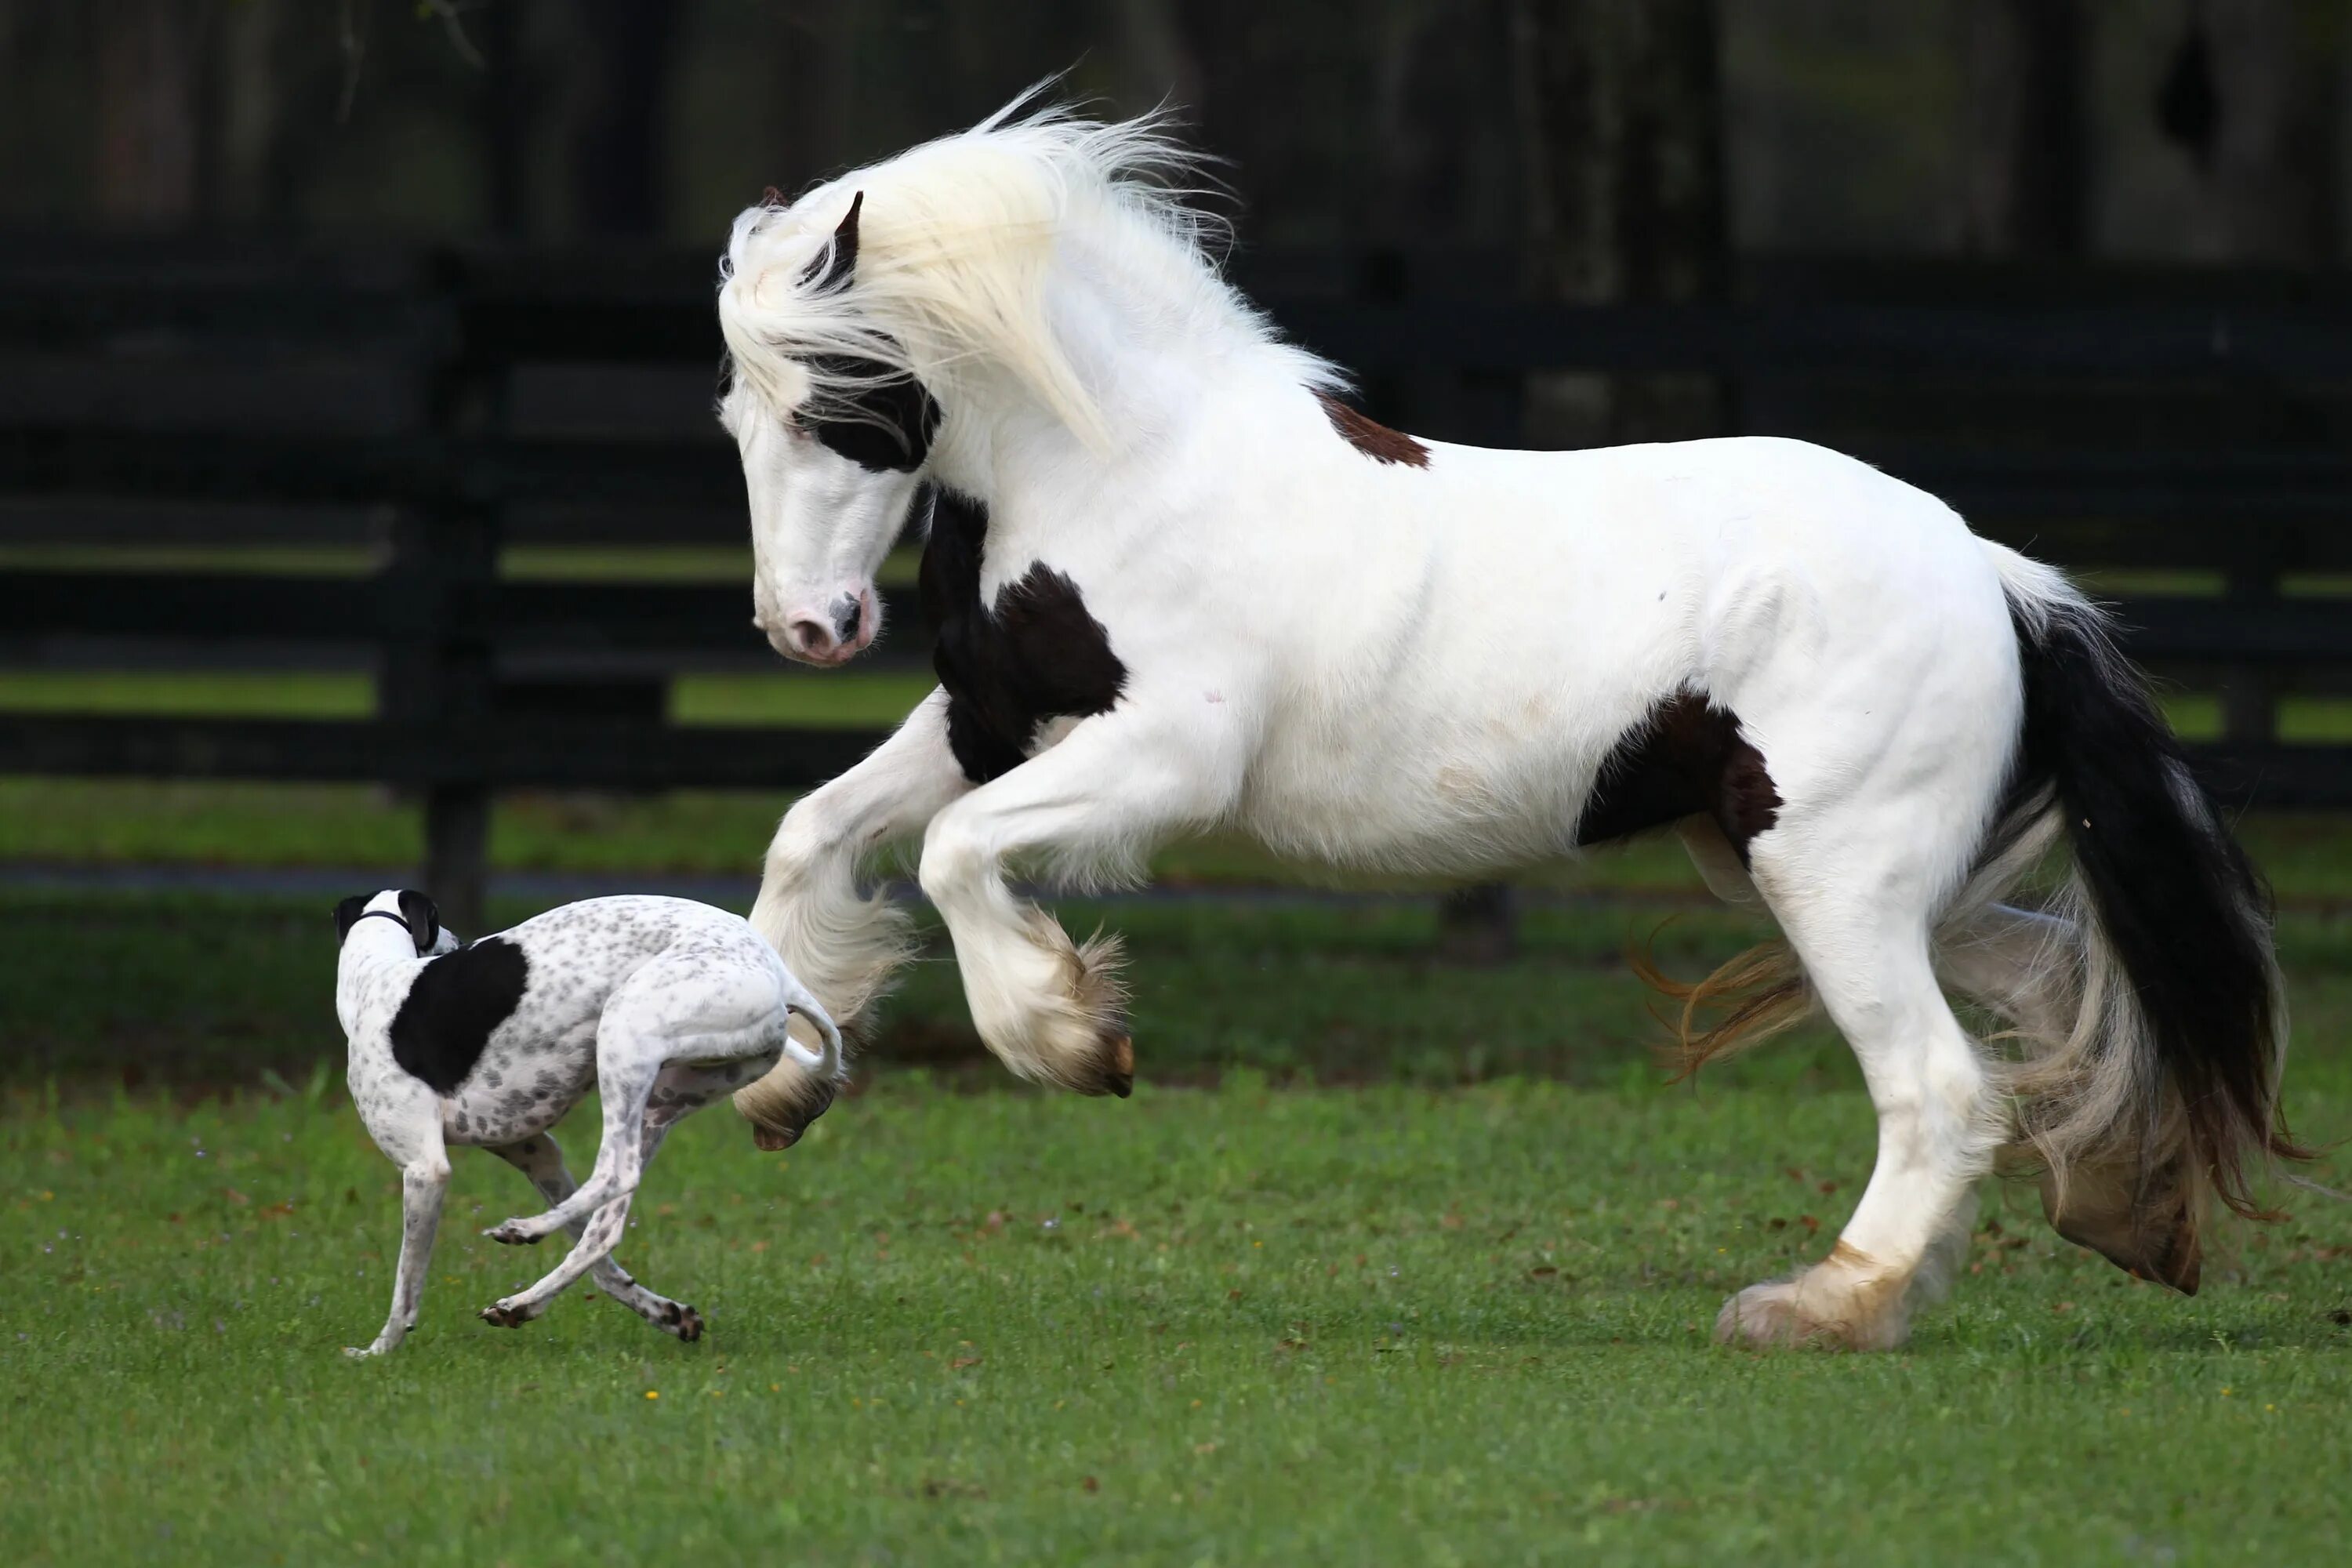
[718,84,1337,450]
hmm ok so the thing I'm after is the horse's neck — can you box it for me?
[927,237,1296,546]
[931,353,1312,575]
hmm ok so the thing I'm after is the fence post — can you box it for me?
[383,500,497,935]
[380,256,503,935]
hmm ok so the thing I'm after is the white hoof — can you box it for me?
[1715,1248,1911,1351]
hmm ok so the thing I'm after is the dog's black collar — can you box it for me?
[348,909,412,937]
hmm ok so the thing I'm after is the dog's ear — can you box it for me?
[333,896,369,946]
[396,891,441,956]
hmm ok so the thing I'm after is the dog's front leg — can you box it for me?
[347,1153,449,1357]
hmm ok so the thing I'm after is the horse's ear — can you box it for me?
[396,891,441,956]
[800,190,862,292]
[333,896,369,946]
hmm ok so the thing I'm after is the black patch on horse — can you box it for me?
[803,353,941,472]
[1577,691,1780,861]
[918,488,1128,784]
[779,193,940,472]
[388,938,531,1094]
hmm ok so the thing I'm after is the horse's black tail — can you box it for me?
[1987,546,2303,1253]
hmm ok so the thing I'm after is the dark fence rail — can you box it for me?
[4,240,2350,924]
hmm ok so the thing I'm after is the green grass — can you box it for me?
[5,1077,2350,1565]
[0,887,1793,1089]
[18,773,2352,910]
[12,884,2352,1099]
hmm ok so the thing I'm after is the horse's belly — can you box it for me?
[1236,705,1598,875]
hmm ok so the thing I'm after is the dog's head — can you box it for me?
[332,890,458,957]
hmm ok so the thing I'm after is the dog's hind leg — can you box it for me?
[347,1098,450,1356]
[483,1047,661,1247]
[485,1133,703,1341]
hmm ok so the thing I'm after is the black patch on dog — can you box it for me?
[388,938,531,1094]
[333,896,369,945]
[1577,691,1780,861]
[1314,389,1430,468]
[918,488,1129,784]
[804,352,940,472]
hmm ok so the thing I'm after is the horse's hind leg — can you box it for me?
[1720,832,2002,1351]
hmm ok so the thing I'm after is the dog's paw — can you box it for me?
[655,1301,705,1342]
[478,1299,536,1329]
[483,1218,546,1247]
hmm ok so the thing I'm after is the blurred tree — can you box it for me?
[561,0,676,235]
[772,0,853,194]
[95,0,212,225]
[1509,0,1726,446]
[1960,0,2085,256]
[2183,0,2339,263]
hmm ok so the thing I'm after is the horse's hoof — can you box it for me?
[1103,1035,1134,1098]
[750,1080,835,1151]
[1715,1257,1908,1352]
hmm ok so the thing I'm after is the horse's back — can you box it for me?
[1232,432,2019,871]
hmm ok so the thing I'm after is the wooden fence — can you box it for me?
[3,239,2349,926]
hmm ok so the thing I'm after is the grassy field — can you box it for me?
[7,1079,2350,1565]
[10,628,2352,1561]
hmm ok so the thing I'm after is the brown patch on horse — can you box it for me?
[1592,691,1802,1078]
[1579,691,1780,860]
[1314,390,1430,468]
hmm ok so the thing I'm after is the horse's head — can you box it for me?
[718,192,939,667]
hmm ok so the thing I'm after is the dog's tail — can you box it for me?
[782,993,845,1083]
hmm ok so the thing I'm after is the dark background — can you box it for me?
[11,2,2346,264]
[2,0,2350,952]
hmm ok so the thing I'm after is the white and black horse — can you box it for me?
[712,96,2301,1348]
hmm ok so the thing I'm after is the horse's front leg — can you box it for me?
[736,688,970,1147]
[918,703,1241,1095]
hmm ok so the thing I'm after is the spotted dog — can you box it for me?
[333,890,842,1356]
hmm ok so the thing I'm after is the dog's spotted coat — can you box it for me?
[333,890,841,1355]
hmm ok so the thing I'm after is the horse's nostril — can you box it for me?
[830,596,864,647]
[786,616,831,654]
